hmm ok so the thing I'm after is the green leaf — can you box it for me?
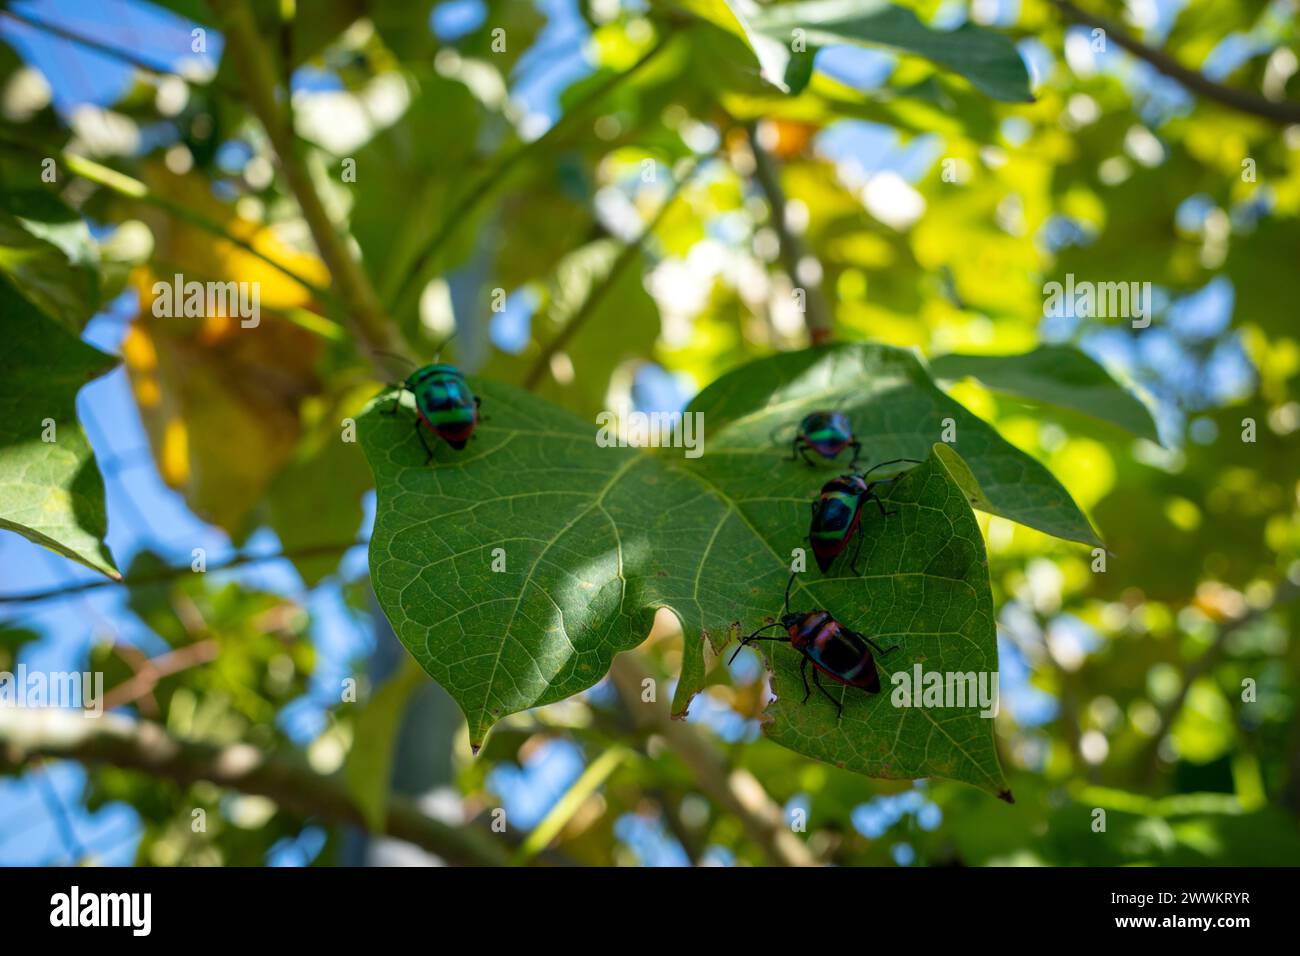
[667,0,1033,101]
[929,345,1162,445]
[662,0,795,90]
[748,0,1034,103]
[689,344,1100,547]
[0,274,118,578]
[759,443,1009,798]
[266,388,373,586]
[359,343,1074,793]
[0,190,100,332]
[345,659,428,833]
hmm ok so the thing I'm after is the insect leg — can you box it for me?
[800,656,811,703]
[858,632,900,656]
[848,440,863,470]
[812,669,842,721]
[867,492,897,518]
[380,384,407,416]
[850,525,866,576]
[413,420,434,464]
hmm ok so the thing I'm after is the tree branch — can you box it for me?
[0,540,364,605]
[209,0,409,367]
[0,710,510,866]
[745,124,834,345]
[608,656,818,866]
[1050,0,1300,124]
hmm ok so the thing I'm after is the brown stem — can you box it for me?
[608,656,818,866]
[0,710,510,865]
[1050,0,1300,124]
[745,124,834,344]
[100,640,220,712]
[208,0,409,368]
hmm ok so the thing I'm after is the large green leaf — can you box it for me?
[749,0,1033,102]
[344,658,427,832]
[929,345,1162,445]
[0,275,118,578]
[359,343,1083,794]
[664,0,1033,101]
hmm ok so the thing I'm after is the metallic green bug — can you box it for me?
[789,411,862,468]
[382,363,481,462]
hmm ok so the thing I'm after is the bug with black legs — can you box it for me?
[377,342,482,463]
[784,410,864,468]
[729,572,898,721]
[808,458,923,575]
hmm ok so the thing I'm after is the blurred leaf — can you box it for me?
[0,275,118,577]
[121,169,330,538]
[488,238,661,418]
[671,0,1034,101]
[117,550,313,726]
[929,345,1161,444]
[266,386,373,585]
[0,190,100,332]
[344,658,427,832]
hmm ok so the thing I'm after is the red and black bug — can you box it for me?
[808,458,921,574]
[729,572,898,720]
[788,410,862,468]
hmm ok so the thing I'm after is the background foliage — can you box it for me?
[0,0,1297,867]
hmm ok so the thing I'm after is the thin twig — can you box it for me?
[0,540,364,605]
[1050,0,1300,124]
[385,32,679,321]
[210,0,408,369]
[745,124,834,344]
[100,640,220,712]
[522,155,705,390]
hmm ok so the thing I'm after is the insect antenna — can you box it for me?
[784,568,797,614]
[372,350,418,379]
[431,328,459,361]
[862,457,923,479]
[728,623,787,665]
